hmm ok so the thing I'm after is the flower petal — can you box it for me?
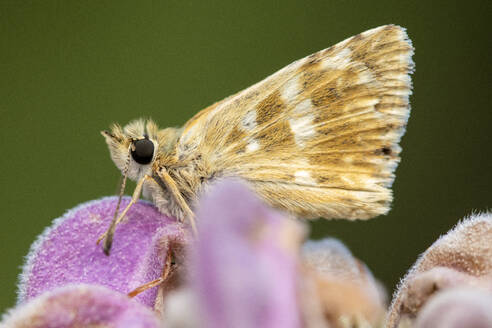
[189,180,304,328]
[18,196,186,308]
[388,212,492,327]
[302,238,386,327]
[415,287,492,328]
[2,284,160,327]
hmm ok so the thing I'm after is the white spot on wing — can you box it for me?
[357,69,374,85]
[246,140,260,152]
[322,48,352,69]
[289,113,316,146]
[295,170,316,185]
[241,110,257,131]
[391,89,410,96]
[293,99,312,115]
[281,76,300,101]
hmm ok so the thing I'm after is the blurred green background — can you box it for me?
[1,0,490,314]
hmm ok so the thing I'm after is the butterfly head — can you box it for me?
[102,119,183,181]
[101,119,157,181]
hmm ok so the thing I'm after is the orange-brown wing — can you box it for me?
[177,25,414,220]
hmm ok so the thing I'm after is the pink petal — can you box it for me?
[18,196,186,307]
[190,180,303,328]
[2,284,160,327]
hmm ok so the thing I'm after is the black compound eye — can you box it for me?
[131,138,154,165]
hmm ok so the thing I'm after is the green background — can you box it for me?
[1,0,490,314]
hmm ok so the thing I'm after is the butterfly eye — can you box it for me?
[131,138,154,165]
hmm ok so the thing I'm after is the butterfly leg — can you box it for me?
[128,247,175,298]
[98,174,152,255]
[156,168,198,236]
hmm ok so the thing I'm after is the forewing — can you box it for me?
[178,25,414,220]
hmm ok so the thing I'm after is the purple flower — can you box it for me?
[2,284,160,327]
[17,196,186,308]
[187,180,304,328]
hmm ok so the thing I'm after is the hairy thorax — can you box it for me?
[144,151,213,220]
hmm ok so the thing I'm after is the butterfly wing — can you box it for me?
[177,25,414,220]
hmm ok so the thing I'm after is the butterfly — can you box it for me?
[100,25,414,254]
